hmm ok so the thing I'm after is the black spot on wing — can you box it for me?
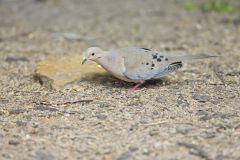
[146,62,149,65]
[157,58,161,62]
[152,53,158,59]
[151,63,155,70]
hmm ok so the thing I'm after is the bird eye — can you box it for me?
[91,53,95,56]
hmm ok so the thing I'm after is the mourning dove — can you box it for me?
[82,47,216,91]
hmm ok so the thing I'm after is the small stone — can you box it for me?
[32,122,39,128]
[129,123,138,131]
[8,140,20,145]
[196,110,209,121]
[9,108,25,115]
[98,101,109,108]
[176,126,193,134]
[193,94,211,103]
[149,129,159,136]
[35,0,47,3]
[64,113,70,117]
[152,110,159,115]
[142,149,150,155]
[177,95,189,107]
[64,110,77,114]
[29,127,38,134]
[35,150,54,160]
[215,154,225,160]
[200,130,216,139]
[5,56,29,63]
[178,143,209,160]
[79,115,85,120]
[15,121,27,127]
[155,96,165,103]
[128,146,138,152]
[196,110,238,121]
[35,54,106,90]
[96,114,107,120]
[2,153,13,159]
[154,141,162,149]
[117,151,131,160]
[34,104,58,112]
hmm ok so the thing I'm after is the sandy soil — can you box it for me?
[0,0,240,159]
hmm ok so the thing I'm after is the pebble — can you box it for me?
[155,96,165,103]
[34,104,58,112]
[196,110,238,121]
[98,101,109,108]
[96,114,107,120]
[15,121,27,127]
[9,108,25,115]
[5,56,29,63]
[79,115,85,120]
[177,95,190,107]
[2,153,14,159]
[149,129,159,136]
[200,130,216,139]
[117,151,132,160]
[35,151,54,160]
[142,148,150,155]
[128,146,138,152]
[192,94,211,103]
[154,141,162,149]
[8,140,20,145]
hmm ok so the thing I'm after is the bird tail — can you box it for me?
[171,54,217,62]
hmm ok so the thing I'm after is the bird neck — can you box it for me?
[95,53,114,70]
[95,55,108,66]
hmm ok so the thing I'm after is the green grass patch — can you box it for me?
[184,1,197,11]
[184,0,240,14]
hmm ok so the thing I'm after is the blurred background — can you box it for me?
[1,0,240,57]
[0,0,240,160]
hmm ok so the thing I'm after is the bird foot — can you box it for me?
[128,82,144,93]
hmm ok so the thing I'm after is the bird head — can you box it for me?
[82,47,104,64]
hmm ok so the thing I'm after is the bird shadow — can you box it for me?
[81,73,171,89]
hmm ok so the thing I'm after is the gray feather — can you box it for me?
[111,47,216,81]
[169,54,217,62]
[153,62,182,78]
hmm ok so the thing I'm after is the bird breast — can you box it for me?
[96,55,138,82]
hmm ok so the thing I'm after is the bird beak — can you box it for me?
[82,58,88,64]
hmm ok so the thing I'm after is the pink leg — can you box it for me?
[128,82,145,93]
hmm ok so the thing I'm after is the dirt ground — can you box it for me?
[0,0,240,159]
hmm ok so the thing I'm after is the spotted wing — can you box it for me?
[114,48,171,81]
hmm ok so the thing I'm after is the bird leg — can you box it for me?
[128,81,145,93]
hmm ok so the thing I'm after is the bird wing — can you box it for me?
[111,47,215,81]
[113,48,172,80]
[153,62,183,78]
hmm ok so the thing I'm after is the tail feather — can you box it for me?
[170,54,217,62]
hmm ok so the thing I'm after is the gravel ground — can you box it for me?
[0,0,240,159]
